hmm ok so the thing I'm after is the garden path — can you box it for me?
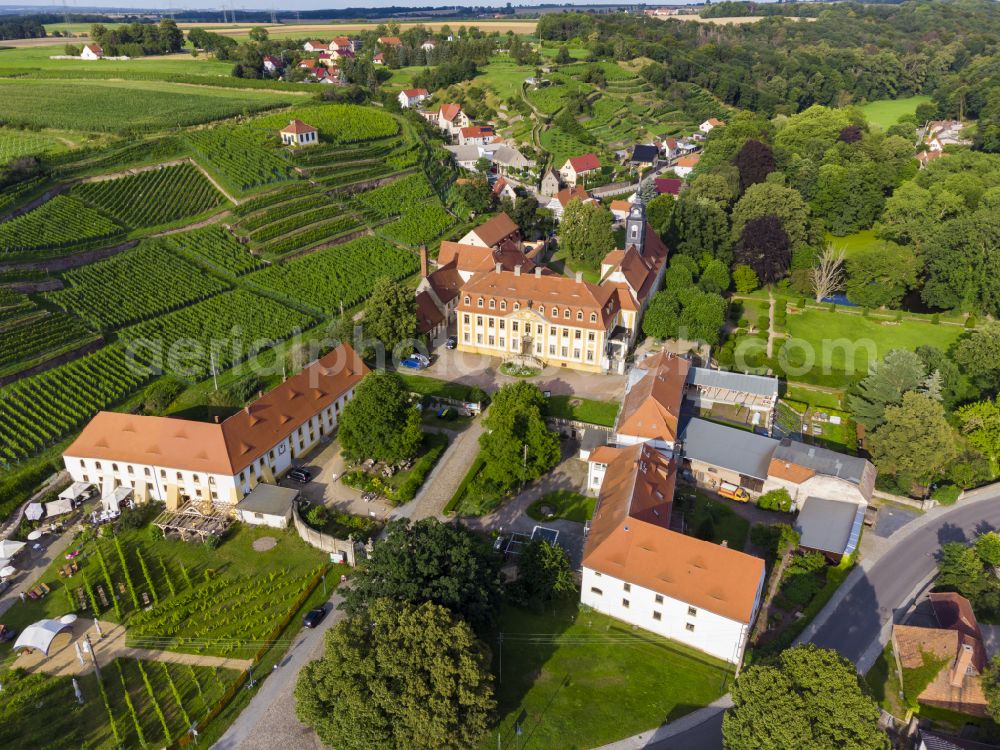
[14,618,253,677]
[765,291,776,358]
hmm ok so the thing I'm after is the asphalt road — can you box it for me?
[642,486,1000,750]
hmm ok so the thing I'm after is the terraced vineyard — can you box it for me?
[73,163,225,229]
[0,195,124,256]
[252,104,398,144]
[230,181,316,217]
[163,226,266,278]
[0,344,153,465]
[258,215,360,258]
[0,127,70,162]
[381,200,454,246]
[120,290,315,377]
[45,241,230,328]
[247,236,418,314]
[186,125,293,194]
[0,311,98,377]
[356,172,435,219]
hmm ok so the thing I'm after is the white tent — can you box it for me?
[0,539,26,560]
[101,486,133,513]
[24,503,45,521]
[59,482,93,504]
[44,496,74,518]
[12,618,74,655]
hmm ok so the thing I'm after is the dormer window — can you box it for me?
[513,302,520,310]
[577,311,583,321]
[477,297,484,308]
[464,295,470,305]
[489,299,496,309]
[500,300,507,310]
[551,307,558,318]
[564,309,570,319]
[590,313,597,322]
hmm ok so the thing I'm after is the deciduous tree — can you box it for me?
[869,392,958,482]
[342,518,502,631]
[364,277,418,354]
[509,539,576,610]
[733,214,791,284]
[479,382,561,494]
[558,199,616,268]
[810,244,846,303]
[958,398,1000,460]
[296,599,495,750]
[338,370,422,463]
[722,644,888,750]
[732,139,776,193]
[845,244,919,308]
[953,323,1000,393]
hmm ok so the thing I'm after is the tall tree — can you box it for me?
[478,382,560,493]
[296,599,495,750]
[342,518,502,630]
[668,193,732,263]
[957,398,1000,460]
[869,392,958,482]
[810,244,846,303]
[558,200,616,268]
[733,215,791,284]
[953,323,1000,393]
[364,277,418,355]
[847,349,927,429]
[338,370,422,463]
[731,182,813,254]
[845,244,919,308]
[722,644,888,750]
[508,539,576,611]
[732,139,776,194]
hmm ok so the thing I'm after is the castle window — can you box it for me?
[489,299,495,309]
[500,300,507,310]
[591,312,597,322]
[577,311,583,320]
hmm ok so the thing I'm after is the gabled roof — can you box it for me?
[584,443,764,623]
[305,39,325,47]
[280,119,318,135]
[795,496,864,557]
[236,484,297,516]
[426,265,463,305]
[631,144,659,163]
[262,55,281,65]
[930,592,983,642]
[565,153,601,173]
[332,36,351,46]
[461,125,495,138]
[491,145,534,168]
[377,36,402,45]
[467,212,518,247]
[663,137,678,149]
[553,184,592,208]
[66,345,367,476]
[299,59,315,68]
[706,118,724,127]
[415,289,445,333]
[84,43,103,55]
[769,439,876,500]
[686,367,779,399]
[438,239,534,276]
[492,177,509,195]
[676,154,701,168]
[402,88,429,97]
[439,102,462,122]
[616,352,689,443]
[679,416,777,481]
[654,177,682,195]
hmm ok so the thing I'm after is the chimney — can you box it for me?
[575,271,583,283]
[535,267,542,278]
[514,264,522,277]
[495,262,502,274]
[419,245,428,279]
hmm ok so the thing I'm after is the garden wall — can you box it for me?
[291,503,358,566]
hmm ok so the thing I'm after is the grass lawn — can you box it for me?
[548,246,602,284]
[398,371,488,404]
[546,394,619,427]
[860,95,931,129]
[782,383,845,410]
[477,60,535,100]
[783,308,965,380]
[824,229,905,256]
[526,490,596,523]
[0,44,234,77]
[675,489,750,551]
[486,600,733,750]
[864,644,906,717]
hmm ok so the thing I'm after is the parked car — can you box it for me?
[302,606,327,628]
[410,353,430,366]
[401,356,427,370]
[287,468,312,483]
[445,336,457,350]
[0,624,17,642]
[436,407,456,420]
[718,481,750,503]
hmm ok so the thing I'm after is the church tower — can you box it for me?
[625,193,646,256]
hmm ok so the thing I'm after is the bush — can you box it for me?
[932,313,940,325]
[305,504,329,528]
[966,315,978,329]
[738,317,750,329]
[932,483,961,505]
[782,570,822,606]
[203,534,220,550]
[797,297,807,308]
[756,488,793,513]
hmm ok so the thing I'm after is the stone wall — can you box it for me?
[291,502,358,566]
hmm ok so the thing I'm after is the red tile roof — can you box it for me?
[654,177,682,195]
[553,185,592,208]
[467,212,519,247]
[415,290,445,333]
[460,125,495,138]
[566,153,601,173]
[280,119,318,135]
[439,103,462,122]
[583,444,764,623]
[616,352,689,443]
[402,88,429,97]
[66,345,368,476]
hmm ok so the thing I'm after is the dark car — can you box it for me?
[445,336,457,350]
[287,468,312,483]
[302,607,327,629]
[0,624,17,642]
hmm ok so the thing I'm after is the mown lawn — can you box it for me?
[526,490,596,523]
[485,600,733,750]
[783,308,965,378]
[860,95,931,129]
[546,394,619,427]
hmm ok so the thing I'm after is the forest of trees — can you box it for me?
[90,20,184,57]
[539,0,1000,144]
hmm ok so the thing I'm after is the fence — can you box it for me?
[291,502,358,565]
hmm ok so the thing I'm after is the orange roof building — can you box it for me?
[581,443,766,664]
[891,593,990,717]
[63,345,367,507]
[458,212,520,249]
[614,351,690,447]
[279,119,319,147]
